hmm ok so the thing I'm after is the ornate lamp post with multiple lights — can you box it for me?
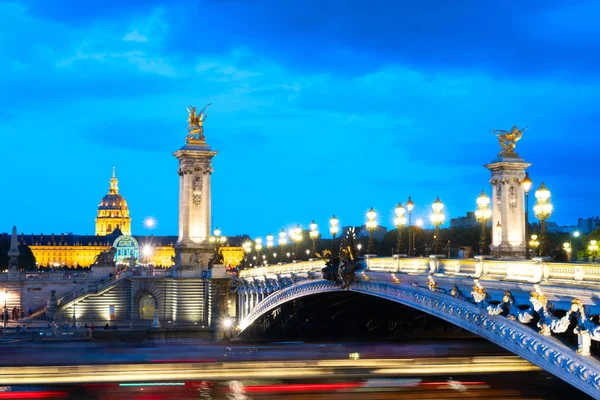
[533,182,553,256]
[475,191,492,255]
[529,234,540,257]
[278,229,287,262]
[394,203,407,254]
[563,242,572,262]
[292,225,303,260]
[329,215,340,239]
[266,233,274,264]
[309,220,319,257]
[365,207,378,254]
[589,240,598,262]
[522,172,533,259]
[430,197,445,255]
[406,197,414,256]
[254,237,263,264]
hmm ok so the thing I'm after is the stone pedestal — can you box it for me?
[486,153,531,258]
[173,136,217,270]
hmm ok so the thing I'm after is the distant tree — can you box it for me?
[0,238,37,270]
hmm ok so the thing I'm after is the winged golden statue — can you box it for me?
[186,103,212,142]
[492,125,527,156]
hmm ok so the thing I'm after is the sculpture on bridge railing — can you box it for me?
[319,231,364,289]
[486,291,534,323]
[529,292,574,336]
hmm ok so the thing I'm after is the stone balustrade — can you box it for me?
[239,256,600,285]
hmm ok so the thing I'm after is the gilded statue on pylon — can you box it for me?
[187,104,212,143]
[492,125,527,156]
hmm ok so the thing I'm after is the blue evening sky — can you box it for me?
[1,0,599,237]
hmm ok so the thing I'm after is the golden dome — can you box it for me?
[95,168,131,236]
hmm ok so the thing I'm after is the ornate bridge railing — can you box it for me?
[240,256,600,285]
[235,255,600,397]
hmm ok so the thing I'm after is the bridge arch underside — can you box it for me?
[243,290,485,343]
[239,280,600,397]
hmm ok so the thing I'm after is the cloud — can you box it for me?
[2,0,600,236]
[123,29,148,43]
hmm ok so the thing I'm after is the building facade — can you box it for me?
[10,170,243,269]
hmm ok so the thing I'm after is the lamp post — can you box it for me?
[394,203,407,254]
[293,225,302,260]
[533,182,553,257]
[563,242,571,262]
[571,231,580,262]
[522,173,533,259]
[209,227,227,266]
[255,237,263,263]
[309,220,319,257]
[357,243,363,256]
[529,234,540,257]
[496,222,503,258]
[365,207,378,254]
[329,215,339,239]
[589,240,598,262]
[266,233,274,264]
[278,229,287,262]
[475,190,492,255]
[414,218,423,256]
[406,197,414,256]
[430,197,445,255]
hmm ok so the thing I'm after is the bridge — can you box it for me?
[235,255,600,398]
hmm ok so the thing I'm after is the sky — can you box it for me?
[1,0,599,238]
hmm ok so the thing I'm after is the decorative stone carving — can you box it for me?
[529,292,574,336]
[192,174,203,206]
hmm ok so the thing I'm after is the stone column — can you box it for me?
[486,153,531,258]
[173,138,217,270]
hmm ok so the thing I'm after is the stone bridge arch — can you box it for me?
[239,279,600,397]
[131,280,164,321]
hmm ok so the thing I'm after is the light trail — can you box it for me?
[0,356,540,385]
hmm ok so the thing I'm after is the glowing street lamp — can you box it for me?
[589,240,598,262]
[365,207,378,254]
[522,172,533,259]
[394,203,407,255]
[475,190,492,255]
[278,229,287,262]
[529,234,540,256]
[406,197,414,256]
[430,197,445,254]
[309,220,319,257]
[414,218,423,255]
[533,182,553,256]
[329,215,339,239]
[357,243,363,255]
[266,233,274,264]
[144,217,156,230]
[292,225,303,259]
[563,242,572,262]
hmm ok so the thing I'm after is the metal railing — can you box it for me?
[238,256,600,285]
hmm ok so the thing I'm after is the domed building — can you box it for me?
[11,168,244,269]
[95,168,131,236]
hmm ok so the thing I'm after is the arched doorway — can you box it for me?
[139,294,156,320]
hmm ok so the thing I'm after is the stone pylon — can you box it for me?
[172,105,218,271]
[486,129,531,258]
[8,226,20,280]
